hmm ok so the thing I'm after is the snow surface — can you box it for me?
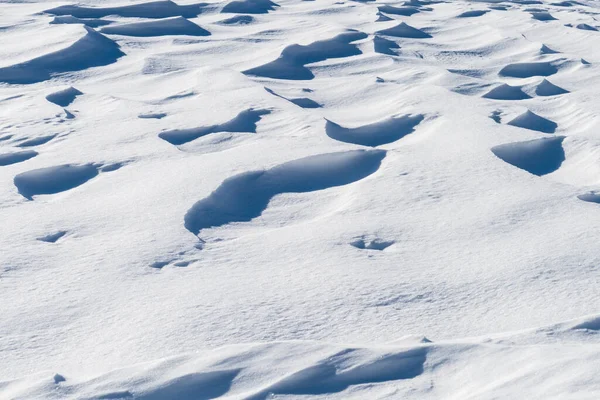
[1,0,600,398]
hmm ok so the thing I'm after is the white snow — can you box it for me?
[2,0,600,398]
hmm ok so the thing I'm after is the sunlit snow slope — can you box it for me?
[1,0,600,398]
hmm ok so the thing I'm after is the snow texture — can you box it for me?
[2,0,600,398]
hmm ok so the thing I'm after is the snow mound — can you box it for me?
[499,62,558,78]
[45,87,83,107]
[325,114,425,147]
[535,79,569,96]
[0,150,38,166]
[100,17,210,37]
[5,315,600,400]
[507,110,558,133]
[184,150,386,236]
[491,136,565,176]
[483,83,531,100]
[0,27,124,84]
[14,164,101,200]
[376,22,432,39]
[221,0,279,14]
[159,108,270,145]
[45,1,207,19]
[244,32,367,80]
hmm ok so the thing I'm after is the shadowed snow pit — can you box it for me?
[377,5,420,16]
[17,135,57,147]
[0,27,124,84]
[507,110,557,133]
[578,192,600,204]
[576,23,597,31]
[244,32,367,80]
[139,113,167,119]
[289,97,321,108]
[37,231,67,243]
[100,17,210,37]
[535,79,569,96]
[14,164,100,200]
[374,36,400,55]
[184,150,386,236]
[150,260,173,269]
[218,14,255,24]
[0,150,37,166]
[159,108,270,145]
[45,1,207,19]
[490,110,502,123]
[483,84,531,100]
[222,0,278,14]
[499,62,558,78]
[100,162,126,172]
[457,10,489,17]
[246,348,426,399]
[45,87,82,107]
[350,237,395,250]
[50,15,113,28]
[326,114,424,147]
[491,136,565,176]
[265,88,321,108]
[531,11,556,20]
[376,22,431,38]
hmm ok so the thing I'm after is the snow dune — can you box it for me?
[2,0,600,398]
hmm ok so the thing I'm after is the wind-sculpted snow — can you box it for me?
[100,17,210,37]
[325,114,424,147]
[5,316,600,400]
[376,22,432,38]
[245,348,426,399]
[506,110,558,133]
[221,0,279,14]
[377,5,421,16]
[373,36,401,55]
[45,1,207,19]
[0,28,123,84]
[499,62,559,78]
[159,108,270,145]
[540,44,559,54]
[14,164,100,200]
[17,134,57,147]
[244,32,367,80]
[578,191,600,204]
[50,15,113,28]
[37,231,67,243]
[184,150,385,235]
[535,79,569,96]
[483,83,531,100]
[0,150,37,166]
[350,236,395,250]
[531,11,557,20]
[265,87,321,108]
[217,14,255,24]
[45,87,82,107]
[4,0,600,397]
[457,10,489,17]
[491,137,565,176]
